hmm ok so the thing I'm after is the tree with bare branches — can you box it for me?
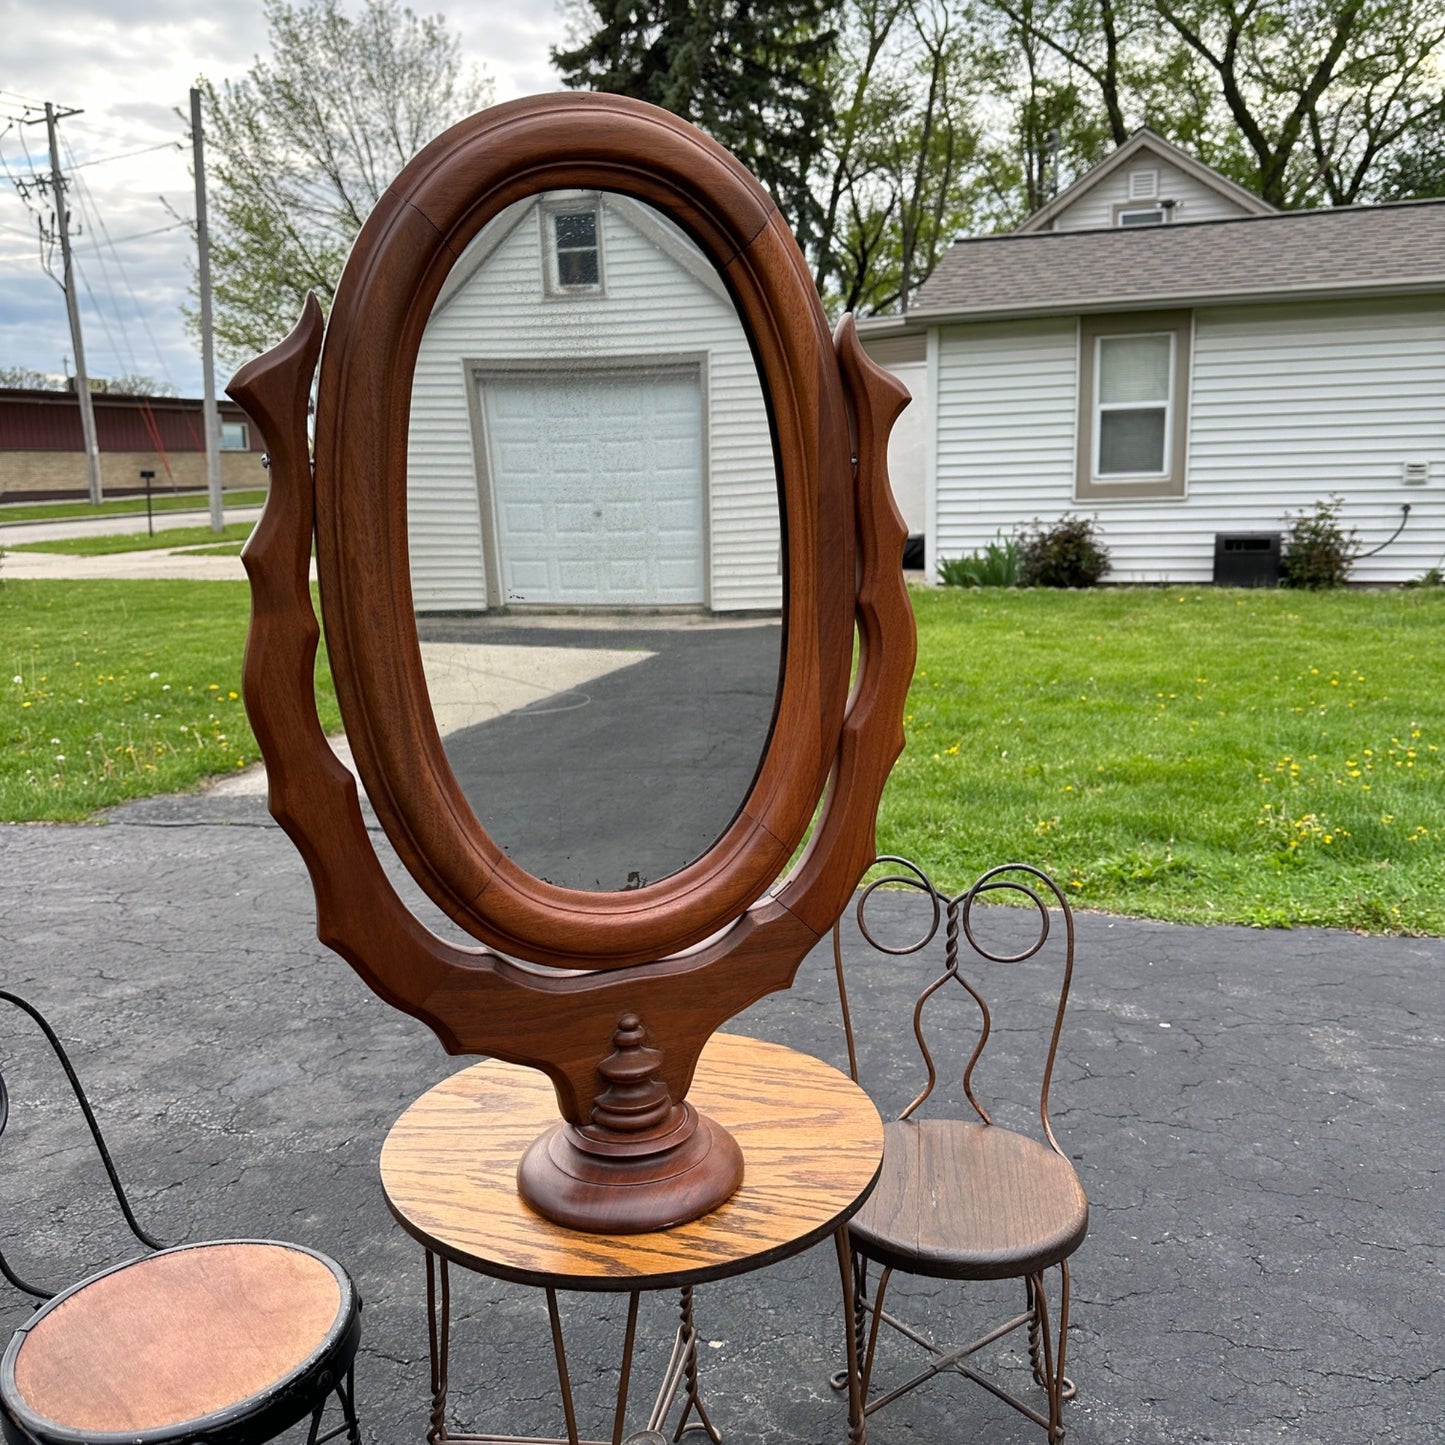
[195,0,491,363]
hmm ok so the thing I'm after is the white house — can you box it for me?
[862,129,1445,584]
[408,191,780,613]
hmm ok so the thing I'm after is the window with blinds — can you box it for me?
[1096,334,1171,475]
[1075,312,1191,500]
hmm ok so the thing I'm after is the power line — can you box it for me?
[75,219,191,249]
[63,157,138,376]
[67,139,184,172]
[66,150,176,387]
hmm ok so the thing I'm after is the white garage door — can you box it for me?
[483,369,706,606]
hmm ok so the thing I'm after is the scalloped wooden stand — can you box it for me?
[229,94,915,1235]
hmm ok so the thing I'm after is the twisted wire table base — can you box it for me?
[424,1252,724,1445]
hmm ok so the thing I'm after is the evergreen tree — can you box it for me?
[553,0,843,254]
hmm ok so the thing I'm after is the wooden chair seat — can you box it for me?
[850,1118,1088,1283]
[1,1240,360,1445]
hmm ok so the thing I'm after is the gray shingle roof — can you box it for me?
[909,200,1445,319]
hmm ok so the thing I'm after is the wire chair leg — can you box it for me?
[1030,1271,1067,1444]
[859,1265,892,1409]
[850,1251,870,1393]
[305,1366,363,1445]
[828,1247,877,1399]
[1027,1274,1045,1388]
[341,1366,363,1445]
[1056,1260,1076,1402]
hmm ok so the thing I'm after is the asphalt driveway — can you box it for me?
[2,784,1440,1443]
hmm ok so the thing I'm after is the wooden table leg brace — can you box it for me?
[424,1252,722,1445]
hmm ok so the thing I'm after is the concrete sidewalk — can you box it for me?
[1,786,1440,1443]
[0,507,263,581]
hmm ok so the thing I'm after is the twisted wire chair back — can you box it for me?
[832,857,1077,1151]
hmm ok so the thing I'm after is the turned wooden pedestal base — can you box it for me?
[516,1013,745,1234]
[517,1105,745,1235]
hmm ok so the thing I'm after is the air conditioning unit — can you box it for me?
[1213,533,1281,587]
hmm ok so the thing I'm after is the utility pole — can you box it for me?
[190,87,223,533]
[40,103,104,504]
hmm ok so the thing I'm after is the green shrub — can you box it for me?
[1017,514,1110,588]
[1405,566,1445,589]
[1281,497,1358,589]
[937,532,1020,587]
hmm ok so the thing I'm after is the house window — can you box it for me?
[1117,204,1168,227]
[219,421,249,451]
[1076,311,1190,500]
[545,201,603,294]
[1096,334,1171,474]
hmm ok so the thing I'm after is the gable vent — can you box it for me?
[1129,168,1159,199]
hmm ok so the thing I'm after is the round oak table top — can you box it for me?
[380,1032,884,1291]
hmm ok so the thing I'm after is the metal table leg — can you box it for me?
[834,1227,867,1445]
[422,1253,720,1444]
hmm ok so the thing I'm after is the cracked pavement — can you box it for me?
[1,787,1440,1443]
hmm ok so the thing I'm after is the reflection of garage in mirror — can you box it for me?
[407,190,782,615]
[414,615,782,893]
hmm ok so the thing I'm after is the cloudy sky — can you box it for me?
[0,0,571,396]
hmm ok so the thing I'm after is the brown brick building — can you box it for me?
[0,388,267,500]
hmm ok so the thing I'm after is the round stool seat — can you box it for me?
[1,1240,359,1445]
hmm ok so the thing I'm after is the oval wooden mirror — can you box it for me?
[406,189,785,896]
[229,93,916,1233]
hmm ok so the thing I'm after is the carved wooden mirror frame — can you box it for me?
[229,93,916,1234]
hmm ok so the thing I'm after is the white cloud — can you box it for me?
[0,0,570,394]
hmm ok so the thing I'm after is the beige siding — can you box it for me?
[1050,157,1255,232]
[930,297,1445,583]
[408,197,778,612]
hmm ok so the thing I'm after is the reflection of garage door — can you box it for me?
[483,369,705,606]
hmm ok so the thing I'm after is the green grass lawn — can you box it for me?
[2,580,1441,932]
[878,586,1445,933]
[1,580,339,821]
[0,489,267,524]
[7,522,255,556]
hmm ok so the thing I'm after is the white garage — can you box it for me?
[482,369,706,607]
[407,191,781,614]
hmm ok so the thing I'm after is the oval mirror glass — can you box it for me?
[406,189,784,893]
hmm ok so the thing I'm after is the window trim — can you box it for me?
[1113,200,1169,227]
[1075,310,1190,501]
[540,195,605,298]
